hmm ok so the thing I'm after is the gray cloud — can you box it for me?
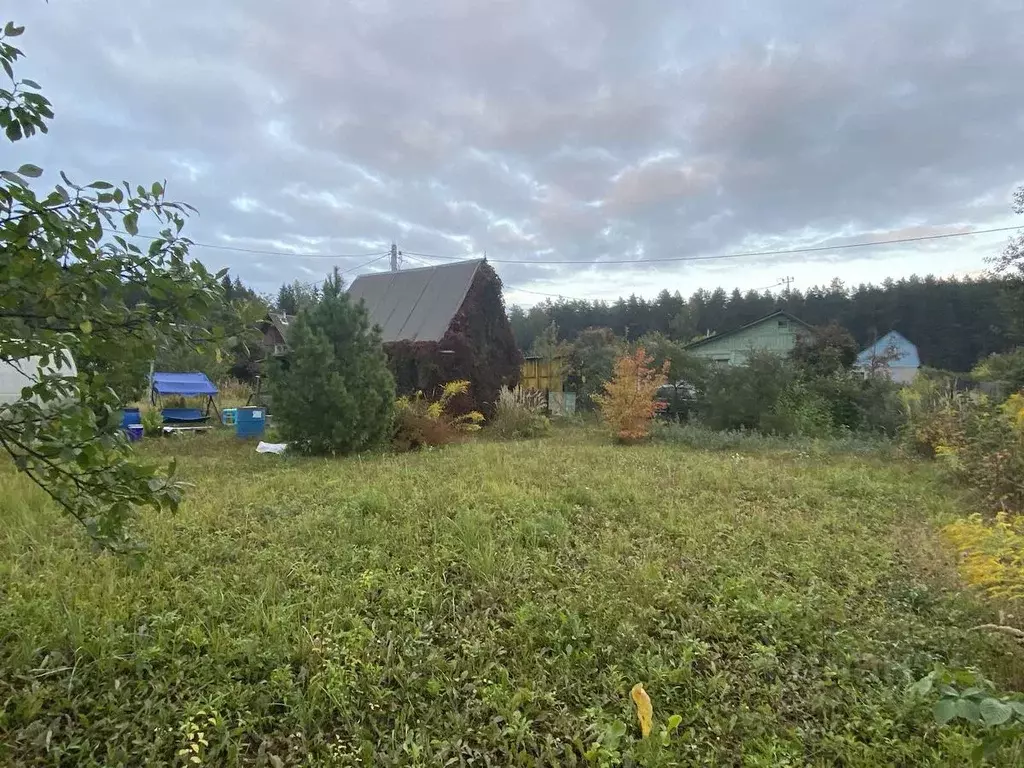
[1,0,1022,300]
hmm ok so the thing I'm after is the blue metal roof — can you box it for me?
[855,331,920,368]
[152,372,218,396]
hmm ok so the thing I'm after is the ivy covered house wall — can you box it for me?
[347,259,522,416]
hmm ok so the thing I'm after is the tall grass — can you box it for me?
[652,420,902,458]
[0,431,1018,765]
[216,377,255,408]
[489,386,551,439]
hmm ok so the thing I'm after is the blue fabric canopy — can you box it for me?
[152,372,218,396]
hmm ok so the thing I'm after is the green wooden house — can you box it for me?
[685,310,813,365]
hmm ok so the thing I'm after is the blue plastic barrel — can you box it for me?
[235,407,266,438]
[121,407,141,428]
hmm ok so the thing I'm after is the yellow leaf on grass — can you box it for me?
[631,683,653,738]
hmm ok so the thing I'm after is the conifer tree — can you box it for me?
[268,270,394,454]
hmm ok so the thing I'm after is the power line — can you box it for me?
[401,251,587,301]
[114,230,389,259]
[341,253,390,274]
[401,225,1019,266]
[505,285,585,301]
[397,253,435,268]
[115,221,1018,265]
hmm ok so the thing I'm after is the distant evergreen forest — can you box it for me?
[508,276,1019,372]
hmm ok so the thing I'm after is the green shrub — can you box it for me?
[697,351,795,431]
[139,406,164,437]
[854,375,905,435]
[490,387,551,439]
[972,348,1024,392]
[761,382,835,437]
[946,402,1024,514]
[911,666,1024,763]
[899,373,972,457]
[902,376,1024,514]
[691,350,905,439]
[791,323,859,377]
[268,273,395,455]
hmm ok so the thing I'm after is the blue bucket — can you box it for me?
[122,407,141,428]
[126,424,144,442]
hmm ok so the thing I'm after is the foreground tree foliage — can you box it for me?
[268,270,395,455]
[0,21,224,551]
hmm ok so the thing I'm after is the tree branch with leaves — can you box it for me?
[0,20,225,553]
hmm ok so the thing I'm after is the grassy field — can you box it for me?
[0,428,1020,766]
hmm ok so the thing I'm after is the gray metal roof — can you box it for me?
[347,259,484,342]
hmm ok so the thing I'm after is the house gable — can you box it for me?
[855,331,920,369]
[686,311,812,365]
[351,260,521,415]
[855,331,920,383]
[259,312,293,357]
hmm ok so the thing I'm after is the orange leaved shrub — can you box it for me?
[593,347,669,442]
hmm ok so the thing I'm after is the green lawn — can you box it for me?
[0,429,1018,766]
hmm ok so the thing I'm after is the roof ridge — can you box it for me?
[349,257,485,280]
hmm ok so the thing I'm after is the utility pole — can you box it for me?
[390,242,399,272]
[778,276,794,295]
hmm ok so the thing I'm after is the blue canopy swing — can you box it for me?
[150,372,221,425]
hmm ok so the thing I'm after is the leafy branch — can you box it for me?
[0,19,223,550]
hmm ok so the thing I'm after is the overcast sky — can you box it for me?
[4,0,1023,306]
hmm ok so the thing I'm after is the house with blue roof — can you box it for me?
[855,331,920,384]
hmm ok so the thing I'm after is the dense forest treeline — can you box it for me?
[509,276,1019,372]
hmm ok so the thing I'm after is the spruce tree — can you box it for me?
[268,271,394,454]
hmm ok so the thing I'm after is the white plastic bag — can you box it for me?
[256,441,288,454]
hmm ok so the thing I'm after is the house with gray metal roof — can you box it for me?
[259,312,293,358]
[347,259,522,414]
